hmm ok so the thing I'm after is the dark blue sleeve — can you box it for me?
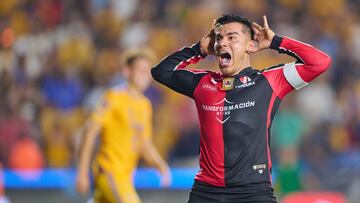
[151,43,208,98]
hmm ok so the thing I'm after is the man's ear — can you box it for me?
[246,40,259,54]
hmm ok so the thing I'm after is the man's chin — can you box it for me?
[219,65,233,75]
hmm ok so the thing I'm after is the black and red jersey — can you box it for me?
[151,35,331,193]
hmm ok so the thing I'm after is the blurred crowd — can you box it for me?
[1,0,360,201]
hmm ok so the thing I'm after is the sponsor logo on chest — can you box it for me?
[201,82,217,91]
[235,76,255,88]
[201,98,256,124]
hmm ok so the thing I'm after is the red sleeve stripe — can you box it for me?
[174,55,202,70]
[176,68,209,74]
[266,93,277,184]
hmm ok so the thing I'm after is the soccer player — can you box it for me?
[151,14,331,203]
[76,48,171,203]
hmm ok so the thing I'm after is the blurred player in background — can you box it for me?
[152,14,331,203]
[76,48,171,203]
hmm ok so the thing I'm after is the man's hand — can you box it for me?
[76,172,90,196]
[251,15,275,52]
[159,165,172,187]
[200,20,216,56]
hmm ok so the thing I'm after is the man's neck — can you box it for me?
[127,84,142,98]
[229,59,251,76]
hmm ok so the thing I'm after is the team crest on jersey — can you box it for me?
[222,78,235,90]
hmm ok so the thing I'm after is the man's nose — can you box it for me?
[216,39,228,50]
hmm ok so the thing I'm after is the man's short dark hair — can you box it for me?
[215,14,254,39]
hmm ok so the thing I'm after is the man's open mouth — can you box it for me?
[218,51,232,67]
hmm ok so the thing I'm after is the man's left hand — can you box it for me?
[251,15,275,51]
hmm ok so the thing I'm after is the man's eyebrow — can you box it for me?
[215,32,240,37]
[215,32,223,37]
[225,32,240,36]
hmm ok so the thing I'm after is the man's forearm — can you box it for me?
[151,43,205,84]
[142,140,168,171]
[151,43,208,98]
[77,122,100,174]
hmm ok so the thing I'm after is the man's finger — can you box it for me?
[252,22,263,29]
[252,27,260,35]
[251,23,263,32]
[263,15,269,29]
[212,19,217,28]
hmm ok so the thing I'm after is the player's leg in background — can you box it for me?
[92,171,115,203]
[110,171,141,203]
[93,169,141,203]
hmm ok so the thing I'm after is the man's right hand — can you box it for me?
[159,165,172,187]
[76,172,90,196]
[200,20,216,56]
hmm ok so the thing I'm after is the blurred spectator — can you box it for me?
[300,124,334,190]
[39,56,85,167]
[272,95,305,196]
[296,77,335,126]
[40,65,84,111]
[42,121,72,168]
[8,133,44,170]
[276,147,303,197]
[35,0,64,29]
[272,95,306,150]
[0,102,33,166]
[169,97,200,166]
